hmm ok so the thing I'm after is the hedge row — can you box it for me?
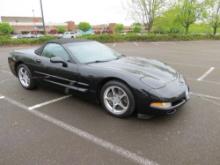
[80,34,220,42]
[0,35,56,46]
[1,34,220,46]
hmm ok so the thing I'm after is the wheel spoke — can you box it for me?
[111,87,116,96]
[105,96,113,102]
[119,93,126,100]
[118,102,127,110]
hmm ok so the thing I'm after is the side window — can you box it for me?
[42,43,70,62]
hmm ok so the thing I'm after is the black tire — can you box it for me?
[100,80,135,118]
[17,64,36,90]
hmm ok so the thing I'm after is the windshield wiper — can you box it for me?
[86,56,125,64]
[86,60,109,64]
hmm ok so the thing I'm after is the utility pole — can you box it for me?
[39,0,46,34]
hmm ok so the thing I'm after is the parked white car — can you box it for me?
[62,31,80,39]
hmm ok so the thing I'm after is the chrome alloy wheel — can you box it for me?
[103,86,130,115]
[18,67,30,88]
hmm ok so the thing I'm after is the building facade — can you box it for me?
[1,16,76,34]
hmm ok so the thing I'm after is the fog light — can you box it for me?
[150,102,172,109]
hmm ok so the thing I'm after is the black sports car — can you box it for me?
[8,39,190,118]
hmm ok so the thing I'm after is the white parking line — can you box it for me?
[3,96,158,165]
[28,95,72,110]
[201,97,220,107]
[197,67,215,81]
[190,92,220,100]
[0,78,15,84]
[167,62,209,68]
[0,96,5,99]
[133,42,138,46]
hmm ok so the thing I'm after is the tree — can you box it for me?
[205,0,220,35]
[78,22,91,32]
[56,26,66,33]
[176,0,202,34]
[114,24,124,33]
[132,23,142,33]
[153,6,183,33]
[0,23,13,35]
[128,0,168,32]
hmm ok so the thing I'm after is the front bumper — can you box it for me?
[135,85,190,116]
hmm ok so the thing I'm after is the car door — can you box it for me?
[33,43,85,92]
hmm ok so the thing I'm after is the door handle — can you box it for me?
[35,59,41,63]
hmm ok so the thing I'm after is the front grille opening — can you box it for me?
[172,99,184,106]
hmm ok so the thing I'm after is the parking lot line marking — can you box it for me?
[201,97,220,107]
[28,95,72,111]
[4,97,29,110]
[191,92,220,100]
[133,42,139,46]
[197,67,215,81]
[3,96,158,165]
[0,96,5,99]
[167,62,209,68]
[0,78,15,84]
[201,79,220,85]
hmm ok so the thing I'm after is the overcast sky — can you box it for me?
[0,0,133,25]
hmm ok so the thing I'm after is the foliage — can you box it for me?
[131,23,142,33]
[204,0,220,35]
[189,23,214,34]
[0,23,13,35]
[128,0,168,32]
[114,24,124,33]
[56,26,66,33]
[78,22,91,32]
[153,6,184,34]
[79,33,220,42]
[176,0,203,34]
[0,35,55,46]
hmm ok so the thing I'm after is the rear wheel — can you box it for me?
[17,64,36,90]
[100,81,135,118]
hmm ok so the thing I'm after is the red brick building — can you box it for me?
[1,16,76,34]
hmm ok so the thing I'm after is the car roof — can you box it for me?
[35,39,91,55]
[47,38,90,45]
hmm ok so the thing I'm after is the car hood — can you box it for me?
[91,56,178,89]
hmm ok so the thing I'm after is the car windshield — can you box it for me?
[65,41,122,64]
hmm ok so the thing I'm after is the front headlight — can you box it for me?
[150,102,172,109]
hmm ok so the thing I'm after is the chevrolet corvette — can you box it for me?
[8,39,190,118]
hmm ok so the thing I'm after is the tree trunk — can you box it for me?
[213,26,217,36]
[185,25,189,35]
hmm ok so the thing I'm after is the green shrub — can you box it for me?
[0,35,55,46]
[1,34,220,46]
[80,33,220,42]
[56,26,66,33]
[114,24,124,33]
[0,23,13,35]
[78,22,91,32]
[131,23,142,33]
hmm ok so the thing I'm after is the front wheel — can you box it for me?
[17,64,36,90]
[100,81,135,118]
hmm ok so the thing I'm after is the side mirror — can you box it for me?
[50,56,68,67]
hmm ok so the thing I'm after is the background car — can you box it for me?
[62,31,81,39]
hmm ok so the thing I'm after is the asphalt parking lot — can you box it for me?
[0,41,220,165]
